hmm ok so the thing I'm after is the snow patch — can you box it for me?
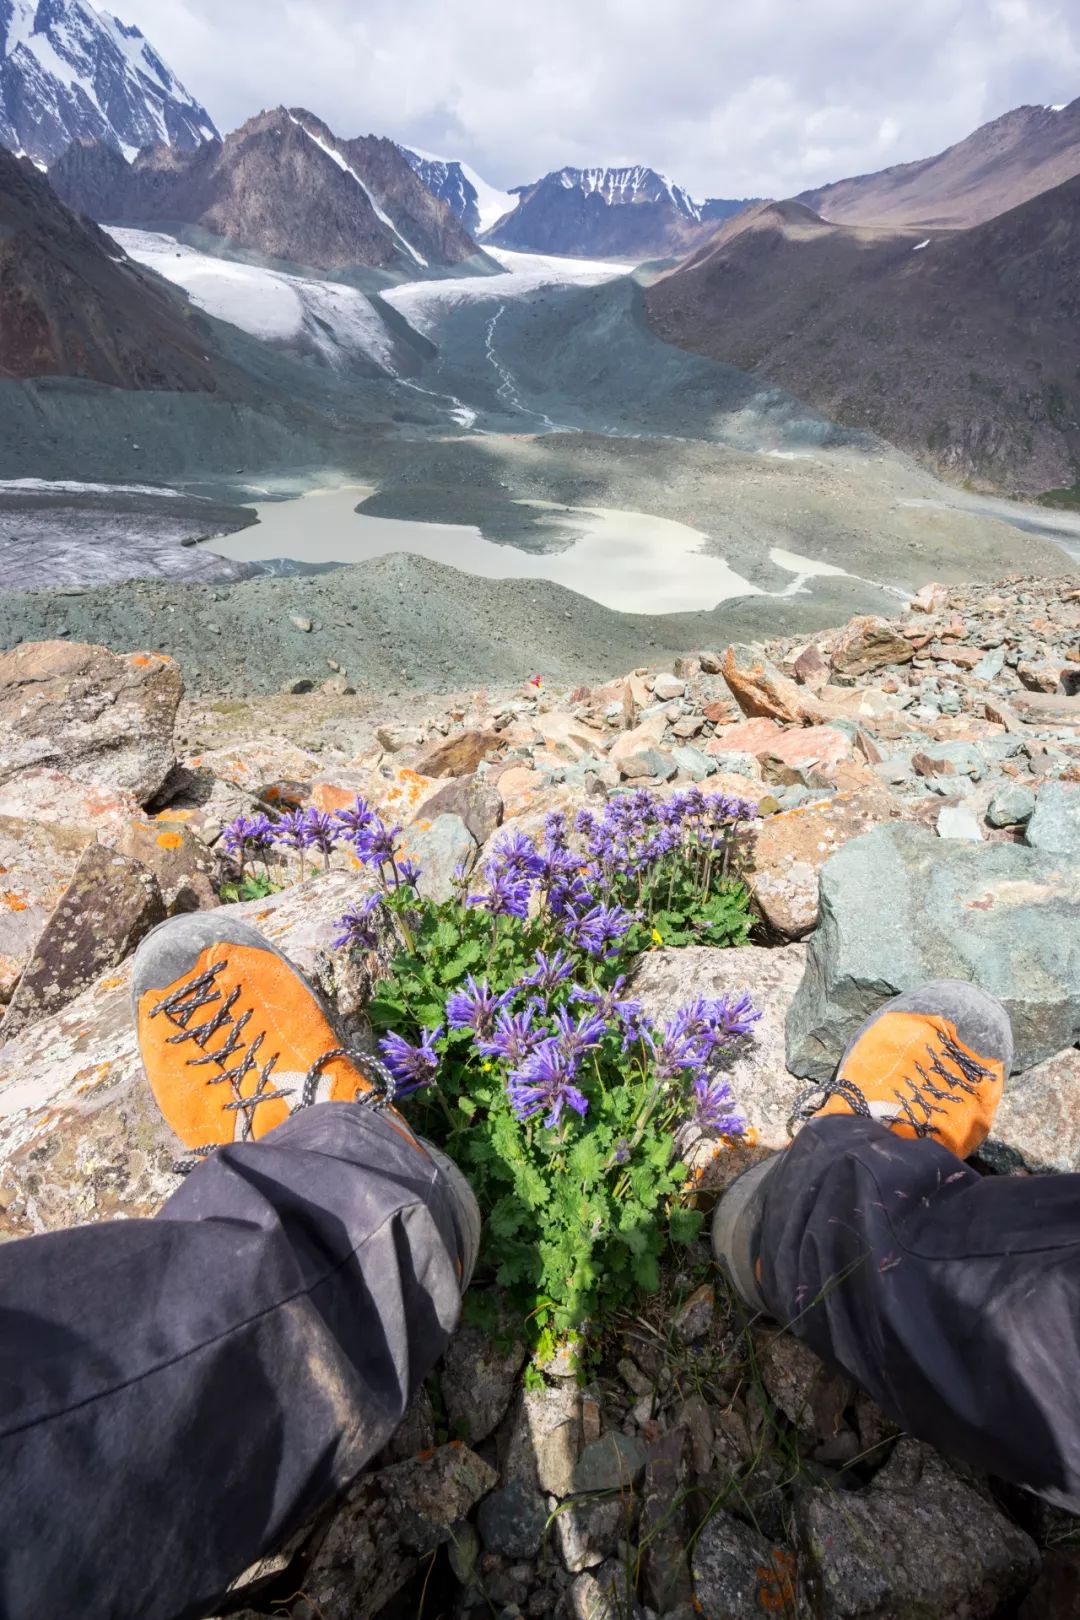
[912,238,931,251]
[384,247,633,338]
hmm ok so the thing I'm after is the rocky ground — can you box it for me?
[4,578,1080,1616]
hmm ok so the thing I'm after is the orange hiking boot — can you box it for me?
[712,981,1012,1314]
[132,914,388,1154]
[789,980,1012,1161]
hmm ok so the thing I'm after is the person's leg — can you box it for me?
[0,917,478,1620]
[714,980,1080,1511]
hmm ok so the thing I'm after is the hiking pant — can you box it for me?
[2,1109,1080,1620]
[759,1115,1080,1511]
[0,1103,465,1620]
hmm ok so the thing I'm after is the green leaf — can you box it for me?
[668,1207,705,1246]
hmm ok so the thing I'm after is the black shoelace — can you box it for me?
[148,959,396,1173]
[788,1029,994,1139]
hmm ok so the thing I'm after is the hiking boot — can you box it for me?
[132,913,481,1286]
[789,979,1011,1162]
[711,980,1012,1313]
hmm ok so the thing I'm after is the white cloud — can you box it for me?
[116,0,1080,198]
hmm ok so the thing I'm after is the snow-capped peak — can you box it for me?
[548,165,702,221]
[400,144,517,236]
[0,0,219,166]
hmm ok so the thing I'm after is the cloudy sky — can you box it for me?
[124,0,1080,197]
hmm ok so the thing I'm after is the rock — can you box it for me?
[442,1321,528,1443]
[494,764,547,819]
[321,674,356,696]
[115,820,220,914]
[670,745,716,781]
[910,581,948,613]
[502,1386,584,1497]
[194,739,322,790]
[291,1482,418,1620]
[972,647,1006,682]
[699,649,723,674]
[937,802,983,841]
[0,816,96,1001]
[1026,782,1080,855]
[692,1511,797,1620]
[573,1431,649,1492]
[911,741,986,781]
[987,783,1036,827]
[375,722,421,752]
[672,1282,714,1343]
[787,823,1080,1078]
[0,872,363,1232]
[0,768,138,836]
[707,715,783,756]
[759,725,854,782]
[477,1481,549,1560]
[830,616,916,678]
[792,643,829,689]
[721,644,823,726]
[748,790,903,939]
[415,775,504,847]
[798,1439,1038,1618]
[553,1497,623,1573]
[2,844,165,1041]
[380,1384,436,1463]
[1018,658,1068,692]
[535,712,608,761]
[609,715,667,771]
[755,1329,854,1448]
[984,1046,1080,1173]
[1010,691,1080,726]
[289,614,313,632]
[1019,1552,1080,1620]
[416,729,504,778]
[376,1442,497,1553]
[616,745,676,781]
[640,1429,691,1612]
[567,1563,642,1620]
[0,641,181,805]
[633,944,807,1187]
[397,814,476,902]
[650,673,686,701]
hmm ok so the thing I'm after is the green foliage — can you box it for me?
[219,874,281,903]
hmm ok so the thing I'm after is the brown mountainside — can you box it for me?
[796,98,1080,227]
[645,178,1080,494]
[49,107,480,274]
[0,145,215,390]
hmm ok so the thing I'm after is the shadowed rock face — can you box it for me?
[0,146,217,389]
[50,107,481,274]
[646,178,1080,493]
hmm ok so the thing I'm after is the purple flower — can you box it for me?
[690,1075,746,1137]
[564,901,635,959]
[644,1020,704,1082]
[333,796,375,836]
[550,1006,609,1057]
[521,948,574,995]
[476,1005,540,1065]
[445,974,514,1036]
[613,1137,631,1164]
[275,808,309,851]
[490,828,546,877]
[300,807,338,857]
[507,1041,589,1128]
[571,975,644,1028]
[221,813,255,857]
[352,816,400,867]
[670,993,761,1056]
[333,892,385,950]
[378,1027,442,1096]
[468,864,533,920]
[397,857,422,887]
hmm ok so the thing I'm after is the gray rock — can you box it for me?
[376,1442,497,1554]
[984,1045,1080,1173]
[401,813,476,902]
[672,1282,715,1343]
[787,823,1080,1077]
[972,647,1006,681]
[798,1439,1038,1618]
[670,745,716,781]
[380,1383,436,1464]
[692,1510,795,1619]
[573,1432,649,1493]
[415,774,503,846]
[987,783,1037,827]
[651,673,686,701]
[632,944,807,1184]
[1027,781,1080,855]
[289,614,314,632]
[442,1321,527,1443]
[477,1481,549,1560]
[618,746,677,781]
[911,741,986,781]
[936,801,983,841]
[640,1429,691,1612]
[3,843,165,1039]
[708,750,761,778]
[502,1386,584,1497]
[567,1562,644,1620]
[553,1497,623,1572]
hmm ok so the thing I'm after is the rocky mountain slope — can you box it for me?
[796,97,1080,228]
[399,144,517,236]
[645,180,1080,494]
[0,143,216,388]
[485,164,753,259]
[0,0,217,166]
[2,583,1080,1614]
[49,106,483,276]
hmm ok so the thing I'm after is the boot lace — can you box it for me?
[788,1028,994,1139]
[149,959,396,1172]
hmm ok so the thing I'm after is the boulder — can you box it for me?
[2,844,165,1042]
[0,641,181,805]
[706,715,783,756]
[493,763,547,818]
[758,725,854,783]
[797,1440,1038,1618]
[414,775,503,846]
[115,820,220,914]
[0,873,362,1234]
[692,1512,797,1620]
[829,616,916,678]
[415,729,504,778]
[396,813,476,902]
[441,1319,527,1443]
[748,790,903,938]
[1027,782,1080,855]
[501,1385,585,1497]
[984,1046,1080,1174]
[787,823,1080,1078]
[721,644,823,726]
[631,944,807,1187]
[937,802,983,841]
[987,783,1036,828]
[0,816,96,1002]
[650,672,686,701]
[911,741,986,781]
[191,739,321,790]
[376,1442,497,1553]
[476,1480,548,1559]
[0,767,138,836]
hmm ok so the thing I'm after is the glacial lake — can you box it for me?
[206,486,853,614]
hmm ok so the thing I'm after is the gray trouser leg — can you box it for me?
[0,1103,464,1620]
[759,1116,1080,1510]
